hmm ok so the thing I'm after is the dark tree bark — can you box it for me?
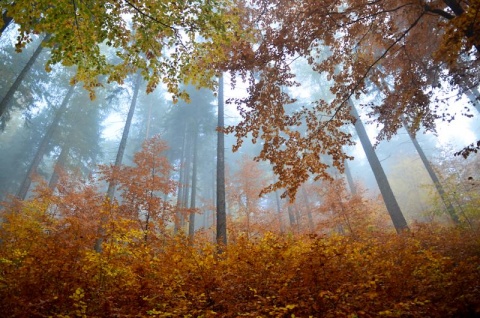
[0,10,13,36]
[401,117,459,224]
[105,72,141,202]
[349,99,409,233]
[16,85,74,199]
[216,74,227,248]
[0,34,50,119]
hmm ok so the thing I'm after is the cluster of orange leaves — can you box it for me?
[1,138,479,317]
[1,192,479,317]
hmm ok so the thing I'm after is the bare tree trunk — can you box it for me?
[401,116,459,224]
[48,144,70,190]
[274,190,285,234]
[0,34,50,119]
[349,99,408,233]
[95,72,141,253]
[287,197,296,232]
[180,127,193,231]
[188,128,198,243]
[216,74,227,248]
[344,161,357,195]
[301,187,315,233]
[16,85,74,199]
[174,126,188,234]
[105,72,141,202]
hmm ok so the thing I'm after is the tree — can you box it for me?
[229,155,267,238]
[0,34,49,119]
[402,117,460,224]
[101,136,176,243]
[216,74,227,247]
[16,85,75,199]
[106,72,142,202]
[350,100,408,233]
[0,0,244,99]
[220,0,479,201]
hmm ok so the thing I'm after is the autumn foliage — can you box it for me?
[1,138,480,317]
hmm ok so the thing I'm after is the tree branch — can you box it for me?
[424,5,455,20]
[322,12,426,127]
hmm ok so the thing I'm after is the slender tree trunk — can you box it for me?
[105,72,141,202]
[344,161,357,195]
[95,72,141,253]
[273,174,285,234]
[180,128,193,230]
[294,204,302,232]
[212,166,216,241]
[287,202,296,231]
[16,85,74,199]
[401,117,459,223]
[0,34,50,119]
[174,126,188,234]
[188,128,199,242]
[349,99,408,233]
[216,74,227,248]
[0,10,13,36]
[274,190,285,234]
[301,187,315,233]
[48,144,70,190]
[245,196,250,239]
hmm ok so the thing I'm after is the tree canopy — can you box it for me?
[0,0,244,100]
[2,0,479,198]
[221,0,480,197]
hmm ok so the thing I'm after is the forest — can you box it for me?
[0,0,479,317]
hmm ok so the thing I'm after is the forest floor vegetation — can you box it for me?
[0,203,479,317]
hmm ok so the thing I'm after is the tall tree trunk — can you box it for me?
[188,128,199,242]
[274,190,285,234]
[174,126,188,234]
[48,144,70,190]
[216,74,227,248]
[344,161,357,195]
[0,10,13,36]
[0,34,50,119]
[245,196,250,239]
[349,99,409,233]
[301,187,315,233]
[95,72,141,253]
[294,204,302,232]
[212,166,216,241]
[401,116,459,224]
[105,72,141,202]
[16,85,74,199]
[287,201,296,231]
[181,129,193,231]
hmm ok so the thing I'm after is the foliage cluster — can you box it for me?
[1,137,479,317]
[1,212,480,317]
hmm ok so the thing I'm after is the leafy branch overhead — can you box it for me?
[2,0,479,199]
[220,0,480,198]
[0,0,245,100]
